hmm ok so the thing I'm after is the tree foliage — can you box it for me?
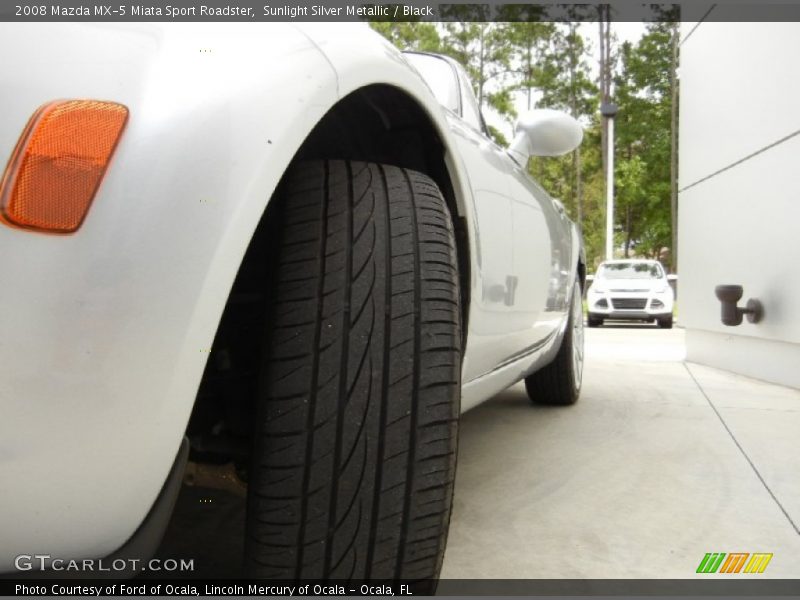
[613,23,677,262]
[440,20,515,117]
[369,21,441,52]
[370,19,679,271]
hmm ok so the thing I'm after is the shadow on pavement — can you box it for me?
[147,484,245,578]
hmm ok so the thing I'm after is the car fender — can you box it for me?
[0,22,345,568]
[297,24,476,225]
[297,23,484,373]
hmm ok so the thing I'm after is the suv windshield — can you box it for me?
[598,262,663,279]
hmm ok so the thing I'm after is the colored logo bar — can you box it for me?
[696,553,773,574]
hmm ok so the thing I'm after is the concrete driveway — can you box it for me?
[440,325,800,579]
[154,325,800,580]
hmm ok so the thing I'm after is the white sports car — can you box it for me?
[0,23,585,582]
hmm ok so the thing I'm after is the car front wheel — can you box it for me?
[244,160,461,585]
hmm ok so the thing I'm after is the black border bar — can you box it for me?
[6,1,800,22]
[2,579,800,596]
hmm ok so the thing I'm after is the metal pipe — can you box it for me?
[606,116,615,260]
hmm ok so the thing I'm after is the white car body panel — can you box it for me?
[0,23,582,569]
[0,22,340,569]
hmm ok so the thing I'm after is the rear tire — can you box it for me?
[244,160,461,585]
[525,275,584,406]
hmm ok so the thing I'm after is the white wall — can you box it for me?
[679,19,800,388]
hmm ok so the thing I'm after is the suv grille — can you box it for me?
[611,298,647,310]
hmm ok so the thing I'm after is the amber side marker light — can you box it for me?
[0,100,128,233]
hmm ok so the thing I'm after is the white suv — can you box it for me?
[586,260,675,328]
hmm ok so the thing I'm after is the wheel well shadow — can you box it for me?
[186,85,470,468]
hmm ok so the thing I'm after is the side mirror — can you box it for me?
[508,109,583,165]
[667,274,678,282]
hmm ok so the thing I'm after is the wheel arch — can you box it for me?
[186,83,472,465]
[573,224,587,292]
[291,83,472,337]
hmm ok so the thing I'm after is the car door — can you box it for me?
[448,61,567,366]
[505,166,574,344]
[441,62,521,383]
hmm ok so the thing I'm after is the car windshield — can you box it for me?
[403,52,460,114]
[598,262,663,279]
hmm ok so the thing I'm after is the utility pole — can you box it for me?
[598,4,617,261]
[601,101,618,260]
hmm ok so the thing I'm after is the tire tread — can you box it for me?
[245,161,460,584]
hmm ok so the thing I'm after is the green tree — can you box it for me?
[615,154,647,257]
[533,23,597,230]
[612,22,678,262]
[368,21,441,52]
[437,10,515,119]
[504,21,555,111]
[575,120,608,267]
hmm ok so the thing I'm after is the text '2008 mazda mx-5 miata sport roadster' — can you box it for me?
[0,22,585,586]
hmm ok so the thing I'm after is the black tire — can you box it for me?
[245,160,461,586]
[525,276,584,406]
[587,315,603,328]
[658,315,673,329]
